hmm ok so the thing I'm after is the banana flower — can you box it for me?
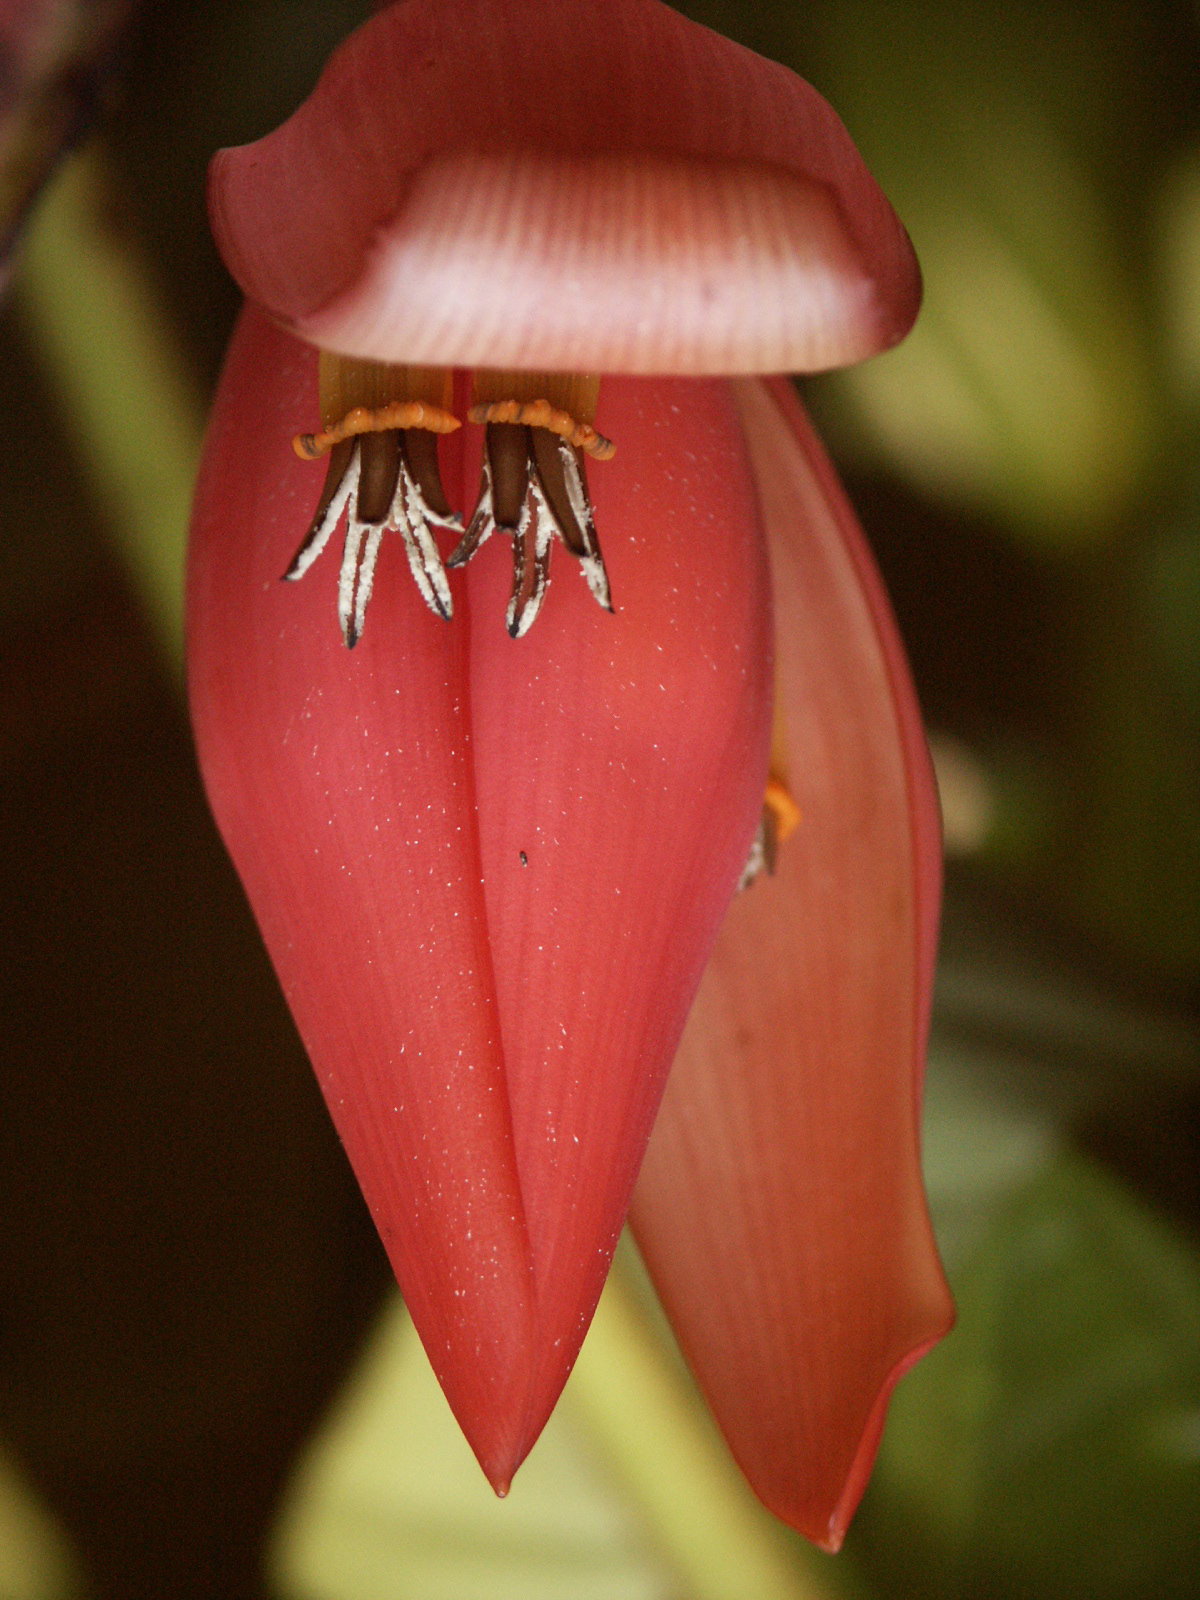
[186,0,952,1550]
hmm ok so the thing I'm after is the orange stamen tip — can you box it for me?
[467,399,615,459]
[764,777,801,842]
[293,399,461,460]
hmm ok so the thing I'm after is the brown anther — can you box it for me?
[294,400,461,461]
[466,399,615,460]
[487,423,531,529]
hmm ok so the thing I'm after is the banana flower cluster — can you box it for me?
[186,0,952,1551]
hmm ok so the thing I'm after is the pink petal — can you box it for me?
[462,378,772,1460]
[208,0,919,374]
[187,321,773,1485]
[186,307,536,1481]
[628,377,953,1549]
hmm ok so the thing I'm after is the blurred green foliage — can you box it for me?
[800,0,1167,547]
[866,1153,1200,1600]
[769,0,1200,991]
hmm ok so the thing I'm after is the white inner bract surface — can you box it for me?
[303,150,879,375]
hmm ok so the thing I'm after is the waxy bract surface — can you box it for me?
[187,308,772,1485]
[632,379,953,1550]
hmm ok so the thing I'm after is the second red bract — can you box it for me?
[188,0,953,1550]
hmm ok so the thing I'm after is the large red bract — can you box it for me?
[189,0,952,1543]
[188,307,773,1485]
[631,379,952,1549]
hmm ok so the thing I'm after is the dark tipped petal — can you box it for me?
[397,512,454,621]
[285,436,356,578]
[510,523,554,638]
[488,423,530,529]
[448,451,496,568]
[505,522,531,637]
[504,493,551,639]
[575,539,613,614]
[402,427,455,520]
[529,431,612,613]
[357,430,403,523]
[529,428,588,555]
[350,522,387,643]
[336,517,367,646]
[447,498,493,568]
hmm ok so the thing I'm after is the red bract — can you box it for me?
[630,379,952,1550]
[207,0,919,375]
[189,0,951,1545]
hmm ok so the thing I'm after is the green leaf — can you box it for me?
[862,1154,1200,1600]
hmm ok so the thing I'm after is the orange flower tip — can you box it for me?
[466,399,615,460]
[736,775,801,889]
[764,776,801,841]
[448,413,612,639]
[292,398,461,460]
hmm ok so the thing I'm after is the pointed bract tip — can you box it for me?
[820,1320,955,1549]
[190,318,778,1527]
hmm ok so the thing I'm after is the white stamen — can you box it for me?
[578,552,612,609]
[451,451,496,567]
[401,469,454,617]
[352,521,386,641]
[560,442,593,540]
[337,516,367,644]
[508,485,555,637]
[556,438,611,609]
[737,821,769,891]
[287,446,360,580]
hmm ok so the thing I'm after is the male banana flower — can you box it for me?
[186,0,953,1550]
